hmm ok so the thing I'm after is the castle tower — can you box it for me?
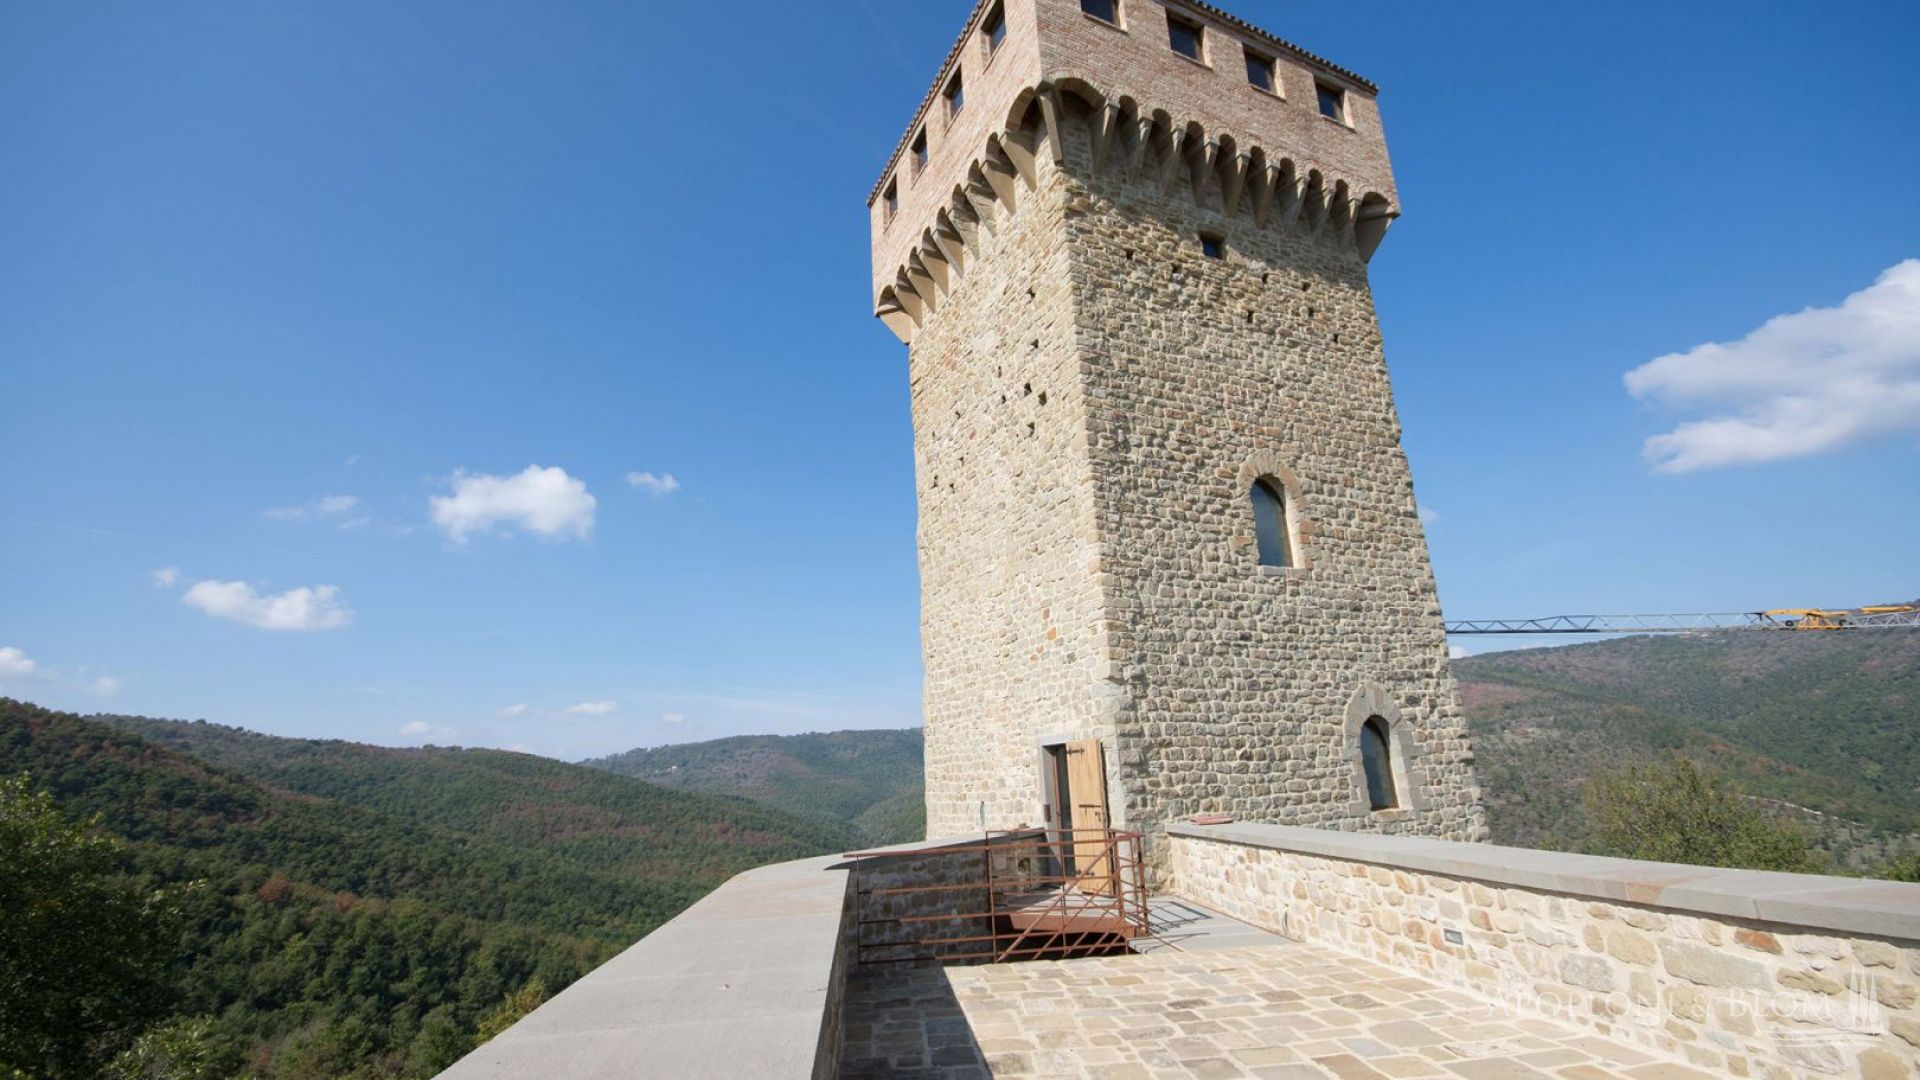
[868,0,1487,867]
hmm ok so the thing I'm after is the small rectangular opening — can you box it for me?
[1245,48,1276,93]
[883,179,898,223]
[1167,13,1204,61]
[944,71,964,119]
[911,128,928,175]
[983,3,1006,54]
[1080,0,1118,26]
[1200,232,1226,260]
[1316,81,1347,123]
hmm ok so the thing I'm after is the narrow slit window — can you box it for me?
[1249,479,1291,567]
[911,129,929,176]
[1167,14,1204,61]
[1081,0,1118,24]
[1245,49,1276,93]
[1316,81,1347,123]
[983,4,1006,54]
[883,179,898,223]
[945,71,965,118]
[1361,717,1398,810]
[1200,232,1226,260]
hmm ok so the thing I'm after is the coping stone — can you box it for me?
[1167,821,1920,942]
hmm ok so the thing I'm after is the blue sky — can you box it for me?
[3,1,1916,759]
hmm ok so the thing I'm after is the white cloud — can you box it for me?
[152,566,181,588]
[431,466,596,543]
[0,647,38,678]
[400,720,457,741]
[626,471,681,497]
[1448,644,1471,660]
[1625,259,1920,473]
[564,701,617,716]
[660,712,687,724]
[92,676,122,696]
[265,494,362,521]
[1417,504,1440,527]
[182,580,353,631]
[498,703,531,719]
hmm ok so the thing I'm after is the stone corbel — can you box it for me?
[916,239,951,296]
[1251,164,1280,228]
[1188,139,1219,207]
[1220,154,1249,219]
[1089,103,1121,173]
[1124,117,1153,181]
[1157,129,1188,200]
[932,212,967,275]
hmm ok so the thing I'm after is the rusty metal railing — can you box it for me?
[845,828,1149,967]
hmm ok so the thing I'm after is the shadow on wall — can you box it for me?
[839,964,989,1078]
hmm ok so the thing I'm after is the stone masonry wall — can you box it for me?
[909,88,1485,859]
[910,135,1118,838]
[1053,97,1486,861]
[1170,831,1920,1079]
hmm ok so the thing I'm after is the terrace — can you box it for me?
[438,825,1920,1079]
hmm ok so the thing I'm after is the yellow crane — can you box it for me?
[1445,604,1920,635]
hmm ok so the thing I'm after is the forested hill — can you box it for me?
[588,630,1920,869]
[2,700,859,1078]
[583,728,926,845]
[1456,628,1920,867]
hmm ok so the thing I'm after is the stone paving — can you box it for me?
[840,941,1721,1080]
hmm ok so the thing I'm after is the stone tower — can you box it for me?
[867,0,1487,867]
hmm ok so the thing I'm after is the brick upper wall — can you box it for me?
[868,0,1397,309]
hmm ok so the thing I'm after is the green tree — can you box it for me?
[1880,854,1920,883]
[108,1016,249,1080]
[0,776,181,1078]
[472,977,547,1046]
[1582,757,1826,873]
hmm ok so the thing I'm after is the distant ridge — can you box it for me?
[584,728,925,845]
[585,629,1920,869]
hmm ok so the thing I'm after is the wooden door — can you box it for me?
[1062,739,1115,897]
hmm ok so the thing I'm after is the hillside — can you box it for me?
[1456,629,1920,869]
[593,631,1920,868]
[3,700,859,1078]
[583,728,925,845]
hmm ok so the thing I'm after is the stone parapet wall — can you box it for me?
[1167,823,1920,1078]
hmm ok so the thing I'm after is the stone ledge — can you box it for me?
[1167,821,1920,941]
[436,836,994,1080]
[436,853,856,1080]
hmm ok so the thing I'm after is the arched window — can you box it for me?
[1249,479,1292,568]
[1360,716,1398,811]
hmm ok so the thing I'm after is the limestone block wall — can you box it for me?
[851,833,1048,967]
[907,81,1485,859]
[1053,99,1485,854]
[1168,824,1920,1079]
[909,137,1118,838]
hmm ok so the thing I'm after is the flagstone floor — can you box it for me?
[839,939,1721,1080]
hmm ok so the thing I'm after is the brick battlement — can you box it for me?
[868,0,1399,332]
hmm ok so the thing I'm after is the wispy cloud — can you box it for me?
[0,646,39,678]
[1417,504,1440,527]
[152,566,181,588]
[660,712,687,725]
[1626,259,1920,472]
[92,675,122,696]
[183,580,353,631]
[431,466,596,543]
[265,494,362,522]
[563,701,617,716]
[400,720,457,741]
[497,703,531,719]
[626,471,681,497]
